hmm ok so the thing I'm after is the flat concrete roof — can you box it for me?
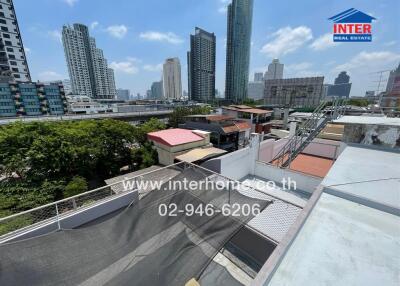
[322,145,400,208]
[333,116,400,126]
[267,193,400,286]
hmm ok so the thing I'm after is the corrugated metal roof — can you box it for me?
[222,125,239,133]
[175,147,227,163]
[234,121,251,131]
[207,115,234,121]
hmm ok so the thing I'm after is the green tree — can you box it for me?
[168,106,211,127]
[134,118,166,145]
[64,176,88,198]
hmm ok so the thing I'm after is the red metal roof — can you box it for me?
[147,129,204,147]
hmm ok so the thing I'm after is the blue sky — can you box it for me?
[16,0,400,97]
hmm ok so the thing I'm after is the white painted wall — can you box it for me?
[219,147,252,180]
[254,161,322,193]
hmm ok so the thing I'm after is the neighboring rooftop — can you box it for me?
[266,192,400,286]
[255,144,400,286]
[147,128,204,146]
[175,147,227,163]
[322,145,400,208]
[222,105,273,115]
[333,115,400,126]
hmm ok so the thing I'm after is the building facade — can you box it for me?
[264,77,324,108]
[225,0,254,103]
[62,24,116,99]
[116,88,130,101]
[254,72,263,82]
[151,81,163,100]
[327,71,351,98]
[0,0,30,82]
[0,82,67,117]
[247,81,264,100]
[187,27,216,103]
[162,58,182,100]
[264,59,284,80]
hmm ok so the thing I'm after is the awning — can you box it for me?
[175,147,227,163]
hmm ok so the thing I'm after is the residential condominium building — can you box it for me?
[254,72,263,82]
[0,0,31,82]
[150,80,163,100]
[326,71,351,98]
[162,57,182,100]
[187,27,216,103]
[264,77,324,108]
[264,59,284,80]
[0,81,67,117]
[225,0,254,103]
[116,88,130,101]
[248,81,264,100]
[62,23,116,99]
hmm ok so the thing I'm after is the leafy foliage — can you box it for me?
[348,98,369,107]
[64,176,88,198]
[0,118,165,217]
[168,106,212,127]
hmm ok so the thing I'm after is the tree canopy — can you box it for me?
[0,118,165,216]
[168,106,212,127]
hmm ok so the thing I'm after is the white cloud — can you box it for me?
[109,58,139,74]
[38,71,63,81]
[285,62,321,77]
[260,26,313,57]
[24,47,31,54]
[48,30,62,43]
[218,6,227,13]
[139,31,183,44]
[63,0,78,7]
[218,0,229,13]
[90,21,99,30]
[383,40,397,47]
[310,33,340,51]
[286,62,313,71]
[143,64,163,72]
[334,51,400,72]
[106,25,128,39]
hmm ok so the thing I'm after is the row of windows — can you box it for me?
[0,88,11,93]
[25,108,41,113]
[19,88,36,92]
[0,108,16,113]
[0,101,13,106]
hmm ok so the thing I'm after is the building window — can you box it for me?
[6,47,13,52]
[1,26,8,32]
[3,33,10,38]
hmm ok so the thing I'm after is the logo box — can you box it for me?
[329,8,376,42]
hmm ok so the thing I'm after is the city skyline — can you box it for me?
[15,0,400,98]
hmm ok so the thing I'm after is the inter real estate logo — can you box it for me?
[329,8,376,42]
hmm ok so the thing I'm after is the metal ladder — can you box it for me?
[272,98,346,168]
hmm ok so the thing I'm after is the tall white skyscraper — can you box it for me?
[0,0,31,82]
[264,59,284,80]
[163,58,182,100]
[62,23,116,99]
